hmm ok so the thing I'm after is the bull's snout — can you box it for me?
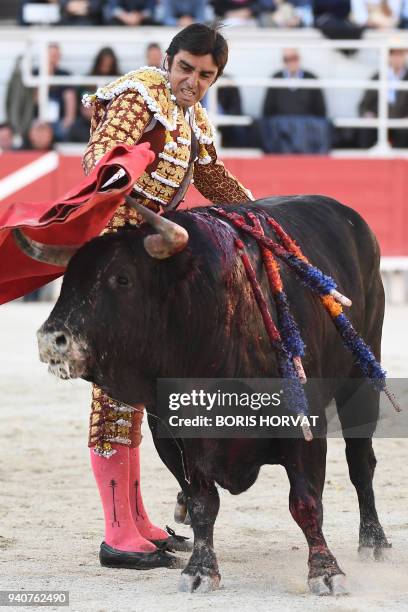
[38,327,71,362]
[37,324,88,380]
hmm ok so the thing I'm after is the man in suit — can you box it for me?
[260,49,329,153]
[263,48,326,118]
[359,48,408,148]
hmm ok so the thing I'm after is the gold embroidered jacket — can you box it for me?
[84,68,253,457]
[82,67,252,219]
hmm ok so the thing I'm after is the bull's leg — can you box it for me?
[178,480,220,593]
[147,428,193,550]
[149,424,220,591]
[284,439,347,596]
[335,379,390,560]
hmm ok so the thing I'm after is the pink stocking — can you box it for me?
[129,446,168,541]
[90,444,157,552]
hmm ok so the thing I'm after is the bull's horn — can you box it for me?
[12,228,78,268]
[125,195,189,259]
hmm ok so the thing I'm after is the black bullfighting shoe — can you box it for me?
[149,525,193,553]
[99,542,181,570]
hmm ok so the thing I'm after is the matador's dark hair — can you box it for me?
[166,23,228,81]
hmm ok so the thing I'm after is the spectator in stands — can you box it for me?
[71,47,121,142]
[0,123,15,152]
[259,49,330,153]
[358,47,408,147]
[84,46,121,98]
[103,0,155,24]
[90,46,121,77]
[59,0,104,25]
[24,119,55,151]
[6,56,36,139]
[217,77,250,147]
[211,0,258,25]
[400,0,408,25]
[263,49,326,117]
[161,0,207,25]
[350,0,402,28]
[313,0,363,45]
[69,103,93,142]
[258,0,313,27]
[32,43,77,142]
[145,43,163,68]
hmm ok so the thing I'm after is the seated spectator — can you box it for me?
[83,46,120,100]
[358,48,408,148]
[90,46,121,77]
[0,123,15,152]
[145,43,163,69]
[259,49,330,153]
[103,0,155,24]
[161,0,206,25]
[258,0,313,27]
[23,119,55,151]
[211,0,258,25]
[59,0,104,25]
[71,47,121,143]
[400,0,408,25]
[217,76,250,147]
[263,49,326,118]
[33,43,77,142]
[6,56,36,139]
[350,0,402,28]
[314,0,363,45]
[68,103,93,142]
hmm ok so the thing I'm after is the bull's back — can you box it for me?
[224,195,383,378]
[248,195,381,309]
[167,195,383,379]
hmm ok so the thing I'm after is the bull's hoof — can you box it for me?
[374,545,392,561]
[359,524,391,561]
[308,573,348,597]
[359,542,392,562]
[358,546,373,561]
[330,574,349,596]
[178,568,221,593]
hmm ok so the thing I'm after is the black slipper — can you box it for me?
[99,542,181,570]
[150,525,193,553]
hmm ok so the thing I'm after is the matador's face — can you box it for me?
[167,50,218,109]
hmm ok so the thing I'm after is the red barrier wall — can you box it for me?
[1,153,407,256]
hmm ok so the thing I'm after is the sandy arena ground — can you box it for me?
[0,302,407,612]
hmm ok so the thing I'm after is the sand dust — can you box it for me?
[0,303,407,612]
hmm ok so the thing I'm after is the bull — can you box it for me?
[18,195,391,595]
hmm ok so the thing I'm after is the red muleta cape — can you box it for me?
[0,143,154,305]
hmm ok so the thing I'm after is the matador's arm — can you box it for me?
[82,91,152,175]
[193,142,254,204]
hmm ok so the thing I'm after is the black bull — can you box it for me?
[37,196,390,595]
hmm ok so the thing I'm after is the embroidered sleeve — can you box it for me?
[82,91,152,175]
[193,142,254,204]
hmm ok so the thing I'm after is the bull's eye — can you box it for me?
[116,275,129,286]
